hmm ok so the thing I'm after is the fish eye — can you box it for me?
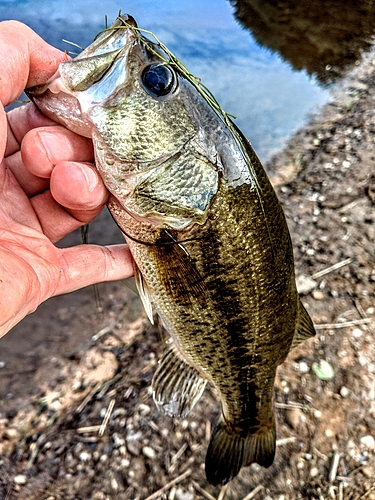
[141,63,176,97]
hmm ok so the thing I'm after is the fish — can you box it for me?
[27,14,315,485]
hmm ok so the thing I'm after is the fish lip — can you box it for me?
[27,13,138,99]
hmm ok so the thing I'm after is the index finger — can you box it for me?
[0,21,68,160]
[0,21,68,107]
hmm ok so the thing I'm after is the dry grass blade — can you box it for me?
[242,484,264,500]
[329,451,341,483]
[77,425,101,434]
[99,399,115,436]
[276,436,297,447]
[144,469,192,500]
[354,485,375,500]
[315,318,372,330]
[217,483,229,500]
[192,481,216,500]
[168,443,188,473]
[75,382,102,413]
[311,258,353,279]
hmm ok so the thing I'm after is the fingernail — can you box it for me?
[78,163,98,192]
[38,129,68,164]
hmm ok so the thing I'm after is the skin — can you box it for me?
[0,21,134,337]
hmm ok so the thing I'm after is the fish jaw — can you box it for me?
[26,14,138,137]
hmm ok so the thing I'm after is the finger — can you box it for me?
[5,150,49,197]
[50,161,108,213]
[22,125,94,179]
[6,103,61,157]
[31,162,108,242]
[0,21,67,107]
[56,244,134,295]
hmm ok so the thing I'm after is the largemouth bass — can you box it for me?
[27,14,315,485]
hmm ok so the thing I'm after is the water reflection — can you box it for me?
[231,0,375,85]
[0,0,330,161]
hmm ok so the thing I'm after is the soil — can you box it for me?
[1,49,375,500]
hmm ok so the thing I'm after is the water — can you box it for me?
[0,0,331,161]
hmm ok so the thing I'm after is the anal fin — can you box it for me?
[152,346,206,418]
[290,298,316,350]
[205,418,276,485]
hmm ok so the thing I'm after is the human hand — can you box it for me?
[0,21,134,337]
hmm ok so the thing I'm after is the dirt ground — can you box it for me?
[1,48,375,500]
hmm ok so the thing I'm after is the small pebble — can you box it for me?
[142,446,156,459]
[295,361,310,373]
[325,429,334,438]
[340,386,350,398]
[175,489,194,500]
[285,408,301,430]
[296,274,317,295]
[310,467,319,478]
[111,477,119,491]
[312,290,324,301]
[14,474,27,485]
[138,404,151,415]
[79,451,91,462]
[314,410,322,419]
[352,328,363,338]
[360,435,375,450]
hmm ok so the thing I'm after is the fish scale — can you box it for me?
[27,13,315,485]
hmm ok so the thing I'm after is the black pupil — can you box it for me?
[141,64,174,96]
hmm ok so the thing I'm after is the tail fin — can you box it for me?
[205,419,276,485]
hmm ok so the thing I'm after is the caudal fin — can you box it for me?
[205,419,276,485]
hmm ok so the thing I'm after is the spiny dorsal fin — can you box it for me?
[205,418,276,485]
[134,263,154,324]
[152,346,207,418]
[290,298,316,350]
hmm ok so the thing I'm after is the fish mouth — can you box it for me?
[26,13,141,136]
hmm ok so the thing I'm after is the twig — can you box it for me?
[76,382,102,413]
[354,485,375,500]
[315,318,372,330]
[168,443,188,473]
[218,484,228,500]
[144,469,192,500]
[77,425,101,434]
[99,399,115,436]
[192,481,216,500]
[242,485,264,500]
[338,482,344,500]
[311,258,353,279]
[317,487,325,500]
[92,325,112,342]
[313,447,329,461]
[276,437,297,447]
[275,401,307,410]
[329,452,341,483]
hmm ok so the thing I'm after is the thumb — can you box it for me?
[56,243,134,295]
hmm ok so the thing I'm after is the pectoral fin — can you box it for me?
[151,241,208,308]
[290,298,316,350]
[134,263,154,324]
[152,346,207,418]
